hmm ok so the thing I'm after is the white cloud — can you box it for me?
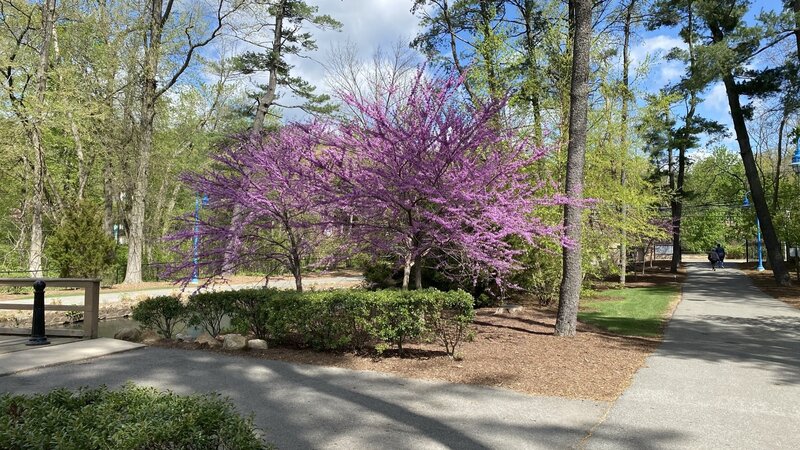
[631,34,687,90]
[283,0,423,119]
[630,34,686,67]
[704,82,729,113]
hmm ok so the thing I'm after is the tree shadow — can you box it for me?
[646,263,800,386]
[0,346,690,449]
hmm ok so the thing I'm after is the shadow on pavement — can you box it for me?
[0,347,627,449]
[651,263,800,386]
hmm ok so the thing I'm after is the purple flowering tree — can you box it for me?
[169,126,323,291]
[310,69,570,290]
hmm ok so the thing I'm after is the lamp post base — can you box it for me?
[26,336,51,346]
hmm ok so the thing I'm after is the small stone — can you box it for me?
[196,332,221,348]
[222,333,247,350]
[176,333,194,343]
[247,339,268,350]
[113,327,142,342]
[494,304,524,315]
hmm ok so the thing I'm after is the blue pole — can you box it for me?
[192,195,200,283]
[756,217,765,271]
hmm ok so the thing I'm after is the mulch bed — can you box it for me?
[155,305,662,402]
[738,263,800,309]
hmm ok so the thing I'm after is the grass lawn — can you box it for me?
[579,285,681,337]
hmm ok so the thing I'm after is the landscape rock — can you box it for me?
[113,327,142,342]
[175,333,195,343]
[247,339,268,350]
[196,332,221,348]
[222,333,247,351]
[494,304,524,315]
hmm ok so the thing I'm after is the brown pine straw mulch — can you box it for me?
[159,303,672,402]
[738,263,800,309]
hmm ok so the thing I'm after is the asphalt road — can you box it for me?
[587,263,800,449]
[0,347,608,449]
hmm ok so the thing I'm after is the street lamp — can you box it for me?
[192,193,209,284]
[743,192,765,271]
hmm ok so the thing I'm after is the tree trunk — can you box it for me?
[402,251,413,291]
[125,0,164,284]
[718,69,790,285]
[413,256,423,290]
[27,0,57,277]
[773,114,787,211]
[222,0,286,275]
[619,0,635,286]
[555,0,591,337]
[102,151,115,235]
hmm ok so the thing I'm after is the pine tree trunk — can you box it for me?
[772,114,786,211]
[222,0,286,275]
[555,0,591,337]
[719,71,791,285]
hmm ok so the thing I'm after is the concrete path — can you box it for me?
[587,263,800,449]
[0,347,608,449]
[0,338,144,376]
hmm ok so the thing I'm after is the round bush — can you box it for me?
[0,383,270,449]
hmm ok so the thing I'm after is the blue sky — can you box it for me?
[276,0,792,153]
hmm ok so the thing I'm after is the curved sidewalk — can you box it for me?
[588,263,800,449]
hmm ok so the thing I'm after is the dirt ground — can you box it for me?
[738,263,800,309]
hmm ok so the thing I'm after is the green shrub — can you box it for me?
[131,295,187,339]
[187,291,237,337]
[168,287,475,356]
[424,290,475,357]
[229,289,272,340]
[46,201,116,278]
[0,383,269,449]
[372,291,430,353]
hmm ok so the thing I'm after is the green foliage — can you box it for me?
[131,295,187,339]
[579,285,679,337]
[46,202,115,278]
[187,291,237,337]
[193,288,474,355]
[228,289,273,340]
[0,383,269,449]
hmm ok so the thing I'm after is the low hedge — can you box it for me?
[152,288,474,356]
[131,295,187,339]
[0,384,269,449]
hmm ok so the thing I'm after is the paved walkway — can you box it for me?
[0,347,607,449]
[587,263,800,449]
[1,264,799,448]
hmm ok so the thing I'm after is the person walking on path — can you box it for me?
[708,249,720,270]
[715,243,726,268]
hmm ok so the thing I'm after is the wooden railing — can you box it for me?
[0,278,100,339]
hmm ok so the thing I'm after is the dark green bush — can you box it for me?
[172,288,474,356]
[132,295,187,339]
[46,201,116,279]
[424,290,476,357]
[229,289,272,340]
[0,383,269,449]
[187,290,237,337]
